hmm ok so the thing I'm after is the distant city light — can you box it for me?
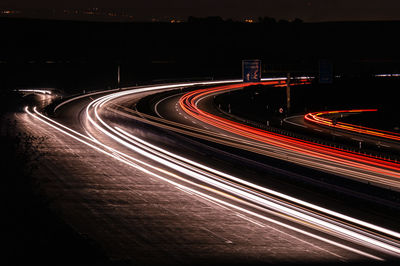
[0,8,134,21]
[244,18,255,23]
[0,9,20,15]
[170,19,183,23]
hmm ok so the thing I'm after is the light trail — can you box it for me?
[178,83,400,189]
[24,79,400,261]
[113,126,400,240]
[114,104,387,186]
[88,89,400,257]
[375,74,400,77]
[304,109,400,142]
[86,82,400,257]
[26,106,384,260]
[15,88,52,94]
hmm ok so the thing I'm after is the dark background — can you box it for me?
[2,1,400,22]
[1,17,400,93]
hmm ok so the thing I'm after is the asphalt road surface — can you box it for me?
[18,80,400,265]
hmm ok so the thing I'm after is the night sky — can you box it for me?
[1,0,400,22]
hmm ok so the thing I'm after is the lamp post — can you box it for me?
[286,72,291,113]
[117,64,120,89]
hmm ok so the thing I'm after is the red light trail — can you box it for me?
[305,109,400,142]
[22,79,400,260]
[179,82,400,183]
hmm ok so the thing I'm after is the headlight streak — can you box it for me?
[112,125,400,253]
[26,105,383,260]
[23,79,400,261]
[53,79,245,113]
[113,126,400,240]
[112,106,399,186]
[86,83,400,257]
[26,103,386,261]
[16,89,52,94]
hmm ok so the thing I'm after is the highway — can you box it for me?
[172,82,400,191]
[304,109,400,148]
[21,79,400,264]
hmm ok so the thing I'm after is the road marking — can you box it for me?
[194,192,230,210]
[201,226,233,244]
[236,213,265,227]
[283,116,308,128]
[175,186,194,195]
[380,144,391,148]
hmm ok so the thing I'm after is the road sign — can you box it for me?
[242,60,261,82]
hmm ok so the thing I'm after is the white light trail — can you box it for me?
[85,81,400,257]
[16,89,52,94]
[24,79,400,261]
[25,105,384,261]
[114,126,400,240]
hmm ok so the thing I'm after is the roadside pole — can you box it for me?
[117,64,121,90]
[286,72,291,113]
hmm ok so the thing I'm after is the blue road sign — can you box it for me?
[242,60,261,82]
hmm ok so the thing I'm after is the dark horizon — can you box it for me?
[3,11,400,25]
[2,16,400,92]
[2,1,400,23]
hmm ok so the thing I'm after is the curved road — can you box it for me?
[20,80,400,264]
[148,82,400,192]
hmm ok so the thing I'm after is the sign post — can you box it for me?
[286,72,291,112]
[117,64,121,89]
